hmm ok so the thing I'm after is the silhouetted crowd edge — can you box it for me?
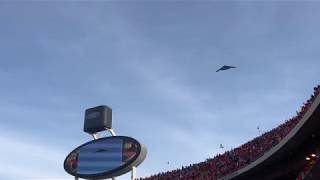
[139,85,320,180]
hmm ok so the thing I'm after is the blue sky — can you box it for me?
[0,1,320,179]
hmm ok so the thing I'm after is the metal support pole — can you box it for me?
[131,166,136,180]
[112,177,116,180]
[91,133,99,140]
[75,177,79,180]
[105,128,116,136]
[109,129,116,136]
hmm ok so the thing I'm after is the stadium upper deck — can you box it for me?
[221,86,320,180]
[139,85,320,180]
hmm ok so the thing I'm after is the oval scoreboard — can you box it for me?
[64,136,147,179]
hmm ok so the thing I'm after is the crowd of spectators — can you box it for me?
[139,85,320,180]
[295,152,319,180]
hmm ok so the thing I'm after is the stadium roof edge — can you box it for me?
[219,93,320,180]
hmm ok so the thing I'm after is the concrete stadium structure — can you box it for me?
[219,92,320,180]
[140,86,320,180]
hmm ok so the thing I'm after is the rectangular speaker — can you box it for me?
[84,105,112,134]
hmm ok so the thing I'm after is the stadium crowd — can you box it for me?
[295,152,319,180]
[139,85,320,180]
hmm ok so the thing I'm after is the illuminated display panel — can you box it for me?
[64,136,145,179]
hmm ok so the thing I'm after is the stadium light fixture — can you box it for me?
[306,156,311,161]
[311,154,316,157]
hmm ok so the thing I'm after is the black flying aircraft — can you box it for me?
[216,65,236,72]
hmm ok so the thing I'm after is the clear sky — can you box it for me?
[0,1,320,180]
